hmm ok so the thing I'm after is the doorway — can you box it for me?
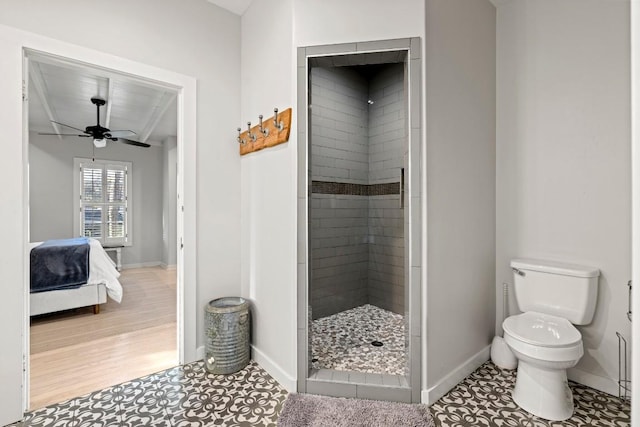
[21,47,196,413]
[297,38,423,403]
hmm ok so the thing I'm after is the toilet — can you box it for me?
[502,259,599,421]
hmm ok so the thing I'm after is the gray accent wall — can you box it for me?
[310,66,369,184]
[368,63,405,313]
[368,64,405,185]
[310,66,370,319]
[309,63,406,319]
[310,193,369,318]
[425,0,496,399]
[29,132,166,266]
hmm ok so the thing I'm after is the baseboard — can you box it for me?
[160,263,177,270]
[568,367,619,397]
[121,261,162,269]
[196,345,205,360]
[423,345,491,405]
[251,345,297,393]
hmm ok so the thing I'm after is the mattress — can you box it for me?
[29,238,123,303]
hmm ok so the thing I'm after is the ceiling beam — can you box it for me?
[29,61,62,139]
[104,77,114,129]
[139,91,176,143]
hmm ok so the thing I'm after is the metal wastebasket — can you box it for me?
[205,297,250,374]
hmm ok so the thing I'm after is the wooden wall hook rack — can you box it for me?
[237,107,292,155]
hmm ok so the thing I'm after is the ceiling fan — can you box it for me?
[39,97,151,148]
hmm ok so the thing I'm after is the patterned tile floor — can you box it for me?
[311,304,407,375]
[9,358,631,426]
[12,360,287,427]
[431,362,631,427]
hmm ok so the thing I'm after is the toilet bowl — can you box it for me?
[503,311,583,421]
[504,258,598,421]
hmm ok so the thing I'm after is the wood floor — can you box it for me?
[30,266,177,410]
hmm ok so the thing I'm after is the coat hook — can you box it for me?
[247,122,256,142]
[258,115,269,137]
[237,127,245,145]
[273,108,284,131]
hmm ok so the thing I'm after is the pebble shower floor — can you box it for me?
[311,304,407,375]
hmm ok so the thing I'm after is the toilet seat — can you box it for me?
[503,312,583,364]
[503,312,581,347]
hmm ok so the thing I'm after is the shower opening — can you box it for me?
[297,38,422,403]
[309,60,407,376]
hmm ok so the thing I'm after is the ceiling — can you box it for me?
[206,0,501,17]
[28,57,177,147]
[206,0,253,16]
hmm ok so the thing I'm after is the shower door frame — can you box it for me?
[296,38,423,403]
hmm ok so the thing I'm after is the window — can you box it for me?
[73,158,133,247]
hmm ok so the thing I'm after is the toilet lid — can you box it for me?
[503,312,581,348]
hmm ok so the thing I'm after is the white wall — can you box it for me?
[631,0,640,421]
[0,2,238,422]
[496,0,631,395]
[240,0,296,390]
[0,0,242,355]
[0,27,28,427]
[425,0,497,400]
[293,0,424,48]
[240,0,424,392]
[29,133,164,266]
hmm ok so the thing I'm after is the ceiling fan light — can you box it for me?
[93,138,107,148]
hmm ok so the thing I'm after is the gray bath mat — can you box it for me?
[277,393,435,427]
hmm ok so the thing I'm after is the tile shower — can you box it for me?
[309,62,407,375]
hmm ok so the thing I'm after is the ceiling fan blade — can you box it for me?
[38,132,90,137]
[107,130,136,138]
[51,121,88,133]
[117,138,151,148]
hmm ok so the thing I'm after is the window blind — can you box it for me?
[78,160,131,246]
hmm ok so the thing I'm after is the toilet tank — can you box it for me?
[511,259,599,325]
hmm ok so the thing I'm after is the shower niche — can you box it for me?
[297,38,422,403]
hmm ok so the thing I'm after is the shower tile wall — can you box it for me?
[310,64,406,320]
[367,63,406,314]
[309,67,369,185]
[310,67,370,320]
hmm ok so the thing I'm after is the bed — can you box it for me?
[29,238,123,316]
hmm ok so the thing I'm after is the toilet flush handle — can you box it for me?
[512,268,526,277]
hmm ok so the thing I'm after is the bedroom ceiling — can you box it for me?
[28,58,177,146]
